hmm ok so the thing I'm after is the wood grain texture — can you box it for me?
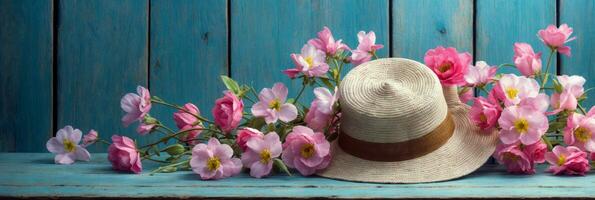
[560,0,595,109]
[231,0,389,104]
[149,0,228,138]
[1,153,595,199]
[57,0,148,152]
[0,0,53,152]
[391,0,473,62]
[476,0,557,74]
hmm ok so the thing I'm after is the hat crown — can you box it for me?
[339,58,449,143]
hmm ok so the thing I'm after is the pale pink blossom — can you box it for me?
[284,44,329,78]
[465,61,497,86]
[519,93,550,113]
[538,24,576,56]
[551,75,586,113]
[236,127,264,152]
[308,26,349,55]
[281,126,331,176]
[545,146,590,175]
[81,129,98,147]
[212,91,244,133]
[241,132,282,178]
[305,87,338,131]
[498,106,548,145]
[469,96,502,130]
[251,83,298,124]
[121,86,152,127]
[108,135,142,174]
[497,74,540,105]
[46,126,91,164]
[513,43,543,77]
[190,138,242,180]
[350,31,384,66]
[424,46,472,86]
[493,140,546,174]
[564,111,595,152]
[136,123,155,135]
[173,103,203,144]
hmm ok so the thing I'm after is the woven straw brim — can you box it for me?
[317,103,498,183]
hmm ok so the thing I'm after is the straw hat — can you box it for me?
[317,58,498,183]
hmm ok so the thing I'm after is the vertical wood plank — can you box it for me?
[231,0,389,102]
[476,0,556,74]
[560,0,595,108]
[149,0,228,139]
[391,0,473,62]
[0,0,53,152]
[57,0,148,152]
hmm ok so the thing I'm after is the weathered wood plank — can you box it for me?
[560,0,595,109]
[391,0,473,62]
[57,0,148,152]
[1,153,595,199]
[0,0,53,152]
[231,0,389,104]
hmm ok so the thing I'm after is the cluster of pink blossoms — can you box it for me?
[425,24,592,175]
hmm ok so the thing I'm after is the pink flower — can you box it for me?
[493,141,546,174]
[551,75,586,113]
[538,24,576,56]
[46,126,91,164]
[308,26,349,56]
[136,123,155,135]
[190,138,242,180]
[513,43,543,77]
[424,46,472,86]
[81,129,98,147]
[305,87,338,131]
[498,106,548,145]
[212,91,244,133]
[545,146,590,175]
[251,83,298,124]
[469,96,502,130]
[120,86,151,127]
[284,44,329,78]
[241,132,282,178]
[497,74,540,106]
[108,135,142,174]
[458,89,474,104]
[236,127,264,152]
[281,126,331,176]
[465,61,497,86]
[173,103,203,144]
[350,31,384,66]
[519,93,550,113]
[564,111,595,151]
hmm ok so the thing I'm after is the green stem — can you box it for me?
[542,135,553,151]
[578,103,588,114]
[150,160,190,175]
[139,127,219,149]
[498,63,516,69]
[293,83,306,104]
[151,99,214,124]
[142,156,169,164]
[540,49,556,90]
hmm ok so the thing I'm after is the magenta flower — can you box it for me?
[236,127,264,152]
[251,83,297,124]
[121,86,151,127]
[513,43,543,77]
[81,129,98,147]
[545,146,590,175]
[281,126,331,176]
[424,46,471,86]
[497,74,540,106]
[308,26,349,56]
[284,44,329,78]
[173,103,203,144]
[46,126,91,164]
[498,106,548,145]
[551,75,586,113]
[305,87,338,131]
[241,132,282,178]
[136,123,155,135]
[493,140,546,174]
[190,138,242,180]
[465,61,497,86]
[350,31,384,66]
[108,135,142,174]
[538,24,576,56]
[469,96,502,130]
[564,111,595,151]
[212,91,244,133]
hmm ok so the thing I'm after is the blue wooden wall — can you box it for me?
[0,0,593,152]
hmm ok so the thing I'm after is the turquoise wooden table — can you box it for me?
[1,153,594,199]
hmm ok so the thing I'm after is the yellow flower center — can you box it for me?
[438,62,452,73]
[63,139,76,153]
[574,127,592,143]
[557,155,566,166]
[300,144,315,158]
[207,156,221,171]
[514,118,529,134]
[503,152,518,162]
[506,87,519,99]
[305,56,314,67]
[259,149,272,164]
[268,99,281,110]
[479,113,488,123]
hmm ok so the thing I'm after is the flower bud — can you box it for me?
[164,144,185,156]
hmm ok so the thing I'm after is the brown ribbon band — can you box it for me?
[338,112,455,162]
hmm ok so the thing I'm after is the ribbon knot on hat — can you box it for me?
[317,58,498,183]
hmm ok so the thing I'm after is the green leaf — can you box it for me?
[220,75,241,94]
[160,166,178,173]
[274,158,292,176]
[553,79,563,93]
[286,98,295,104]
[547,121,566,133]
[320,77,335,89]
[151,145,160,157]
[247,117,266,130]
